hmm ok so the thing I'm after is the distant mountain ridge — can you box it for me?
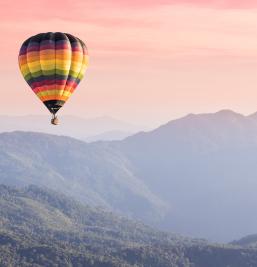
[86,130,132,142]
[0,115,143,141]
[231,234,257,248]
[1,110,257,242]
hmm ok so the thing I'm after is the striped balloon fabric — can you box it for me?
[18,32,89,115]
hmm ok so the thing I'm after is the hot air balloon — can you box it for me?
[18,32,89,125]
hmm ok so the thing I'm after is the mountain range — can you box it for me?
[0,131,166,223]
[1,184,257,267]
[1,110,257,242]
[114,109,257,241]
[0,115,144,141]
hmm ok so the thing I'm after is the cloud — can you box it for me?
[2,0,257,24]
[170,0,257,9]
[108,0,257,9]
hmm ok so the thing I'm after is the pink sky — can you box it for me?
[1,0,257,126]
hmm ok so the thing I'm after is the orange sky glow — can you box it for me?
[1,0,257,126]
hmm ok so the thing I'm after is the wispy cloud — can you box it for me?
[2,0,257,24]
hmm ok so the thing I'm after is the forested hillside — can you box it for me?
[0,185,257,267]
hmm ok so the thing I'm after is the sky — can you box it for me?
[1,0,257,126]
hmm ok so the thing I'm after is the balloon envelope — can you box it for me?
[18,32,89,114]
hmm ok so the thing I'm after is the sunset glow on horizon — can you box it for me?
[1,0,257,126]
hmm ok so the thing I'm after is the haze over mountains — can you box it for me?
[0,115,145,141]
[116,109,257,241]
[1,110,257,243]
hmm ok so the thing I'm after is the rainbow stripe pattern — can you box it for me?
[18,32,89,114]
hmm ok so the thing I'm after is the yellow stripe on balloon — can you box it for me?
[37,90,72,98]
